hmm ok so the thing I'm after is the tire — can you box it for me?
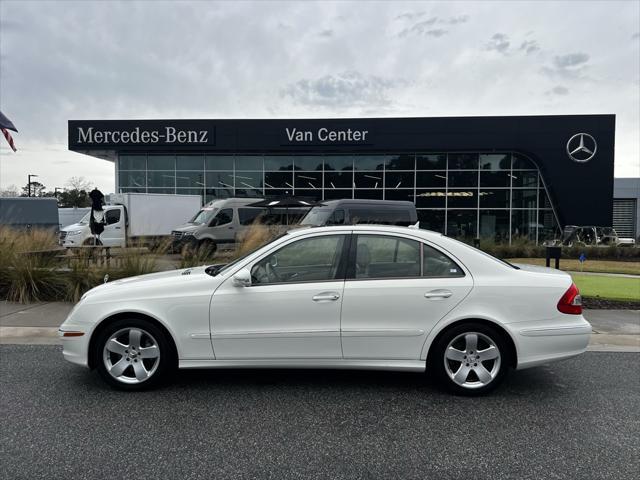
[430,322,510,396]
[94,318,176,391]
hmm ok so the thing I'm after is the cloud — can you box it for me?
[0,0,638,187]
[541,53,590,79]
[632,32,639,39]
[281,71,403,107]
[519,40,540,55]
[445,15,469,25]
[396,15,468,38]
[318,29,333,38]
[545,85,569,96]
[424,29,447,38]
[485,33,510,54]
[553,53,589,68]
[395,12,426,21]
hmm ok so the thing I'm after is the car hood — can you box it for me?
[81,265,219,301]
[173,223,202,232]
[62,222,87,232]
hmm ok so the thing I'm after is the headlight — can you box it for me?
[67,230,83,236]
[182,232,194,236]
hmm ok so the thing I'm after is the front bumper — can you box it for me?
[59,326,90,367]
[512,315,592,369]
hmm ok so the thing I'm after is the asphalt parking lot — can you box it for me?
[1,346,638,480]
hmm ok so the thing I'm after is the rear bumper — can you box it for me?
[511,315,591,370]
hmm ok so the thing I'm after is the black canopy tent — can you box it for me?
[247,197,324,225]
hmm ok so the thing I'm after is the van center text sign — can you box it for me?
[69,120,216,149]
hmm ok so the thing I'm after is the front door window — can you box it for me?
[251,235,346,285]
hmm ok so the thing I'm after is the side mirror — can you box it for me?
[232,268,252,287]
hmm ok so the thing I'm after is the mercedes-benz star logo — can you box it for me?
[566,133,597,163]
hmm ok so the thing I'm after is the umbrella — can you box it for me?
[247,197,325,225]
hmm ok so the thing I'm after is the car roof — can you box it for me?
[286,224,443,240]
[319,199,415,207]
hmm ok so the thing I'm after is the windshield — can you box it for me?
[78,212,91,225]
[300,207,333,226]
[190,208,218,225]
[209,232,289,276]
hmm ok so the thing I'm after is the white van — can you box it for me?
[171,198,307,253]
[59,193,201,248]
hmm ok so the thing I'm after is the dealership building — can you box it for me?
[68,114,620,243]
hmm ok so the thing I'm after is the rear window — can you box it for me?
[349,208,412,226]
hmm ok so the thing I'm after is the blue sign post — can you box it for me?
[578,253,586,271]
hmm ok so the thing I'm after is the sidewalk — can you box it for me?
[1,301,638,351]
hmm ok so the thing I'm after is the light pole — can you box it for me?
[27,174,39,197]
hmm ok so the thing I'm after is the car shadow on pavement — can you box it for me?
[68,362,570,400]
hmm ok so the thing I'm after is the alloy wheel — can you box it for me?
[102,327,161,384]
[443,332,501,389]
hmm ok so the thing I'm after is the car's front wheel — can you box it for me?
[94,319,175,390]
[432,322,510,395]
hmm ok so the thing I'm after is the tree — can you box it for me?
[57,176,93,207]
[0,184,20,197]
[21,181,46,197]
[65,176,92,192]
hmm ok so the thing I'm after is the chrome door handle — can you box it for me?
[424,289,453,299]
[312,292,340,302]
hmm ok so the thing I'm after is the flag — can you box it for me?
[2,128,17,152]
[0,111,18,152]
[0,111,18,132]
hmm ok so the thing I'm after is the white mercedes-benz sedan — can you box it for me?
[60,225,591,395]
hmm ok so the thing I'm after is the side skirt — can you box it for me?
[179,358,426,372]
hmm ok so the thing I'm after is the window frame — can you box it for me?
[346,233,467,281]
[247,233,351,287]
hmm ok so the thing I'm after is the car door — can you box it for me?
[209,232,349,359]
[100,207,125,247]
[340,233,473,360]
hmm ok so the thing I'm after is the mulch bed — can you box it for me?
[583,297,640,310]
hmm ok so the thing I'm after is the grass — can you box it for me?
[570,274,640,302]
[508,258,640,275]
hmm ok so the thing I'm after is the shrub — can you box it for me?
[0,227,67,302]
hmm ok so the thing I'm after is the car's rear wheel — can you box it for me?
[432,322,509,395]
[94,318,175,390]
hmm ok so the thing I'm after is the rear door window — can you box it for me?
[351,235,421,279]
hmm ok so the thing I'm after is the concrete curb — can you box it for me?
[0,327,61,345]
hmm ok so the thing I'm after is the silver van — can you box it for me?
[171,198,306,252]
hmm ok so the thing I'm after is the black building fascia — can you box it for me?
[68,114,616,228]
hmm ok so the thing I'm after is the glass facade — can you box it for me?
[117,152,561,243]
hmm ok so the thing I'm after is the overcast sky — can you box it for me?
[0,0,638,193]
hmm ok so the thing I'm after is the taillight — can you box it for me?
[557,283,582,315]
